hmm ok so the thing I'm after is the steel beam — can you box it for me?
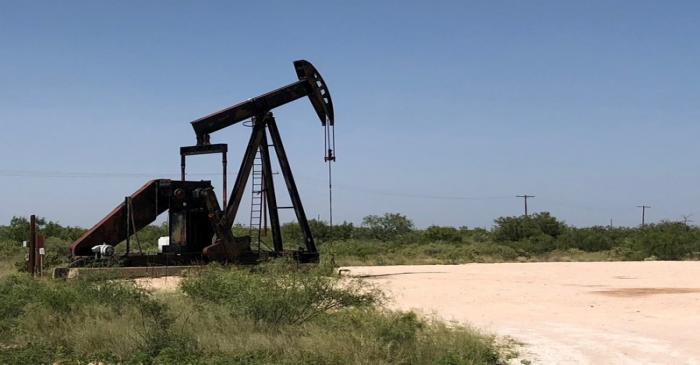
[266,117,317,254]
[259,131,283,252]
[223,118,266,228]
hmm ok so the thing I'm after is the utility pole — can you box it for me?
[516,195,535,217]
[636,205,651,227]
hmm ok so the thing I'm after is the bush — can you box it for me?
[0,216,85,244]
[493,212,566,243]
[181,261,381,326]
[162,297,502,365]
[280,220,357,245]
[0,263,503,364]
[0,274,177,364]
[493,216,539,242]
[559,227,614,252]
[423,226,463,243]
[362,213,414,241]
[628,222,700,260]
[314,309,500,364]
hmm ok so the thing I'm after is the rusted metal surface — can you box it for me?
[294,60,334,127]
[180,143,228,206]
[203,236,252,262]
[28,215,36,275]
[259,131,283,252]
[192,112,319,263]
[71,180,166,256]
[222,119,266,228]
[266,116,317,255]
[70,179,214,257]
[69,60,331,267]
[185,61,332,264]
[200,187,251,259]
[26,215,46,276]
[191,60,334,145]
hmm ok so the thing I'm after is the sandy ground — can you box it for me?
[134,276,182,293]
[342,261,700,365]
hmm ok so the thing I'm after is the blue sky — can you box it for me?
[1,1,698,228]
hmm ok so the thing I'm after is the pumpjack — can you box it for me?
[68,60,334,267]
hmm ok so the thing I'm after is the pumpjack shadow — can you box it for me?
[66,60,335,269]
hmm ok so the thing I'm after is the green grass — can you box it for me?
[0,261,507,365]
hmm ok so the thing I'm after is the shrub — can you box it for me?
[0,216,85,244]
[315,309,500,365]
[629,222,700,260]
[493,216,540,242]
[493,212,565,244]
[423,225,463,243]
[0,275,40,336]
[0,274,180,363]
[181,261,381,326]
[362,213,414,241]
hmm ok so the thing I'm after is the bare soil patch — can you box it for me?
[343,261,700,365]
[134,276,181,293]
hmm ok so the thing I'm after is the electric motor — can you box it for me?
[91,244,115,257]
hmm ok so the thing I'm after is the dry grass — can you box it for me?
[0,263,506,365]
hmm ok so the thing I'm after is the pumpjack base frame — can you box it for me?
[68,247,318,267]
[54,265,203,280]
[56,247,318,280]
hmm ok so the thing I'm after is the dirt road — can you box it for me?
[343,261,700,365]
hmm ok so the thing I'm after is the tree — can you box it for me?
[362,213,414,241]
[493,212,565,242]
[3,216,44,243]
[1,216,86,245]
[423,225,462,243]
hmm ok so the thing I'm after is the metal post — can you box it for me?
[266,116,317,254]
[125,197,131,255]
[259,130,283,252]
[28,215,36,276]
[180,154,186,181]
[222,151,228,207]
[262,189,268,237]
[180,144,228,207]
[223,118,266,228]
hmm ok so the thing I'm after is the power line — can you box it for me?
[333,185,514,201]
[0,169,219,178]
[0,169,516,201]
[4,170,696,227]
